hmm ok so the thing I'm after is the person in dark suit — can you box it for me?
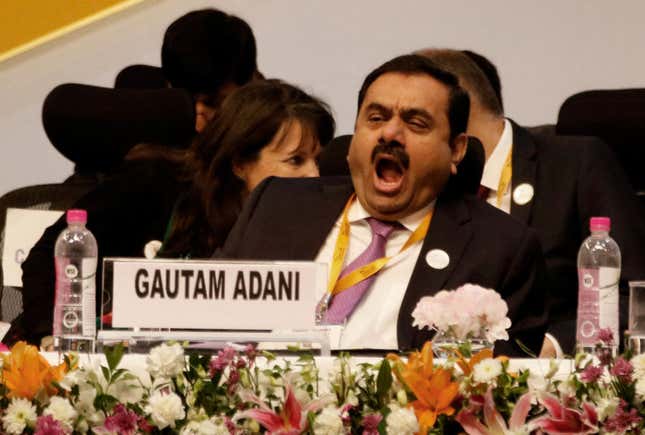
[218,54,549,356]
[418,48,645,354]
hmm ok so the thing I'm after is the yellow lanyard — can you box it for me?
[326,194,432,297]
[496,146,513,207]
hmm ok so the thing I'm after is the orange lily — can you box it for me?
[2,341,69,399]
[388,341,460,434]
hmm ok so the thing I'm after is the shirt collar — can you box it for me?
[480,118,513,191]
[348,197,435,232]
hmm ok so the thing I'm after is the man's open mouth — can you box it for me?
[373,154,406,193]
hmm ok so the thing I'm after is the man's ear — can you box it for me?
[450,133,468,175]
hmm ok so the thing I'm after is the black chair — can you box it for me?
[556,89,645,197]
[319,134,486,195]
[1,83,195,324]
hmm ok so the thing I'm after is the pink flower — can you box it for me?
[532,393,598,434]
[604,400,642,433]
[580,365,603,383]
[597,327,614,344]
[610,357,633,382]
[456,386,533,434]
[244,344,257,363]
[210,347,237,375]
[362,413,382,435]
[102,404,139,435]
[34,415,67,435]
[234,377,334,434]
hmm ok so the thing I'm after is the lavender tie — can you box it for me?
[323,217,397,324]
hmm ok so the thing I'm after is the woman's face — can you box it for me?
[235,120,321,193]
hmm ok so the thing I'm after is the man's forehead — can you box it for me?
[361,72,450,112]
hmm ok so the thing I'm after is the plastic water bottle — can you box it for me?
[576,217,621,353]
[53,209,97,352]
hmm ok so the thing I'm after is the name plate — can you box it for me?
[105,258,326,330]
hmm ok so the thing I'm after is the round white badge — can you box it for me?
[512,183,534,206]
[425,249,450,270]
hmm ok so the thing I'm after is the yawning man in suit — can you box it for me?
[218,54,549,356]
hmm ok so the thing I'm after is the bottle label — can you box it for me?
[577,267,620,347]
[54,257,97,338]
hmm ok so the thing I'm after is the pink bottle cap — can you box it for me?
[66,209,87,224]
[590,216,610,232]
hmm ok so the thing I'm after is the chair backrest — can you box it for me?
[1,83,195,323]
[556,88,645,195]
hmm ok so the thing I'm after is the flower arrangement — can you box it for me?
[0,291,644,434]
[412,284,512,344]
[0,330,643,434]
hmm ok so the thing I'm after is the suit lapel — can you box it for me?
[509,119,537,224]
[397,194,473,348]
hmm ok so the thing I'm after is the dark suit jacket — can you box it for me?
[218,176,550,356]
[510,121,645,352]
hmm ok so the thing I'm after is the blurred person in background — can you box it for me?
[13,7,262,345]
[418,48,645,355]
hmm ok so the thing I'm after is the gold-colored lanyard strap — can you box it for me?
[327,194,432,297]
[496,147,513,207]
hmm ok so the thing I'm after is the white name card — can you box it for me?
[2,208,64,287]
[108,258,326,330]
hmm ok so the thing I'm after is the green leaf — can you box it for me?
[104,343,125,372]
[101,365,111,383]
[94,393,119,413]
[376,359,393,405]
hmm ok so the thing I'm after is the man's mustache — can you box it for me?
[370,141,410,169]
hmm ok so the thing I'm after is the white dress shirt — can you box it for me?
[480,118,513,213]
[314,198,433,349]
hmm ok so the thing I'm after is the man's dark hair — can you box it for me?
[417,49,503,117]
[461,50,504,111]
[161,9,257,95]
[357,54,470,141]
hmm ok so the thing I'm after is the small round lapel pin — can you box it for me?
[512,183,534,206]
[426,249,450,270]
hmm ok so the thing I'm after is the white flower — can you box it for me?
[75,385,105,427]
[386,404,418,435]
[313,406,344,435]
[180,418,229,435]
[146,391,186,429]
[109,374,145,404]
[631,353,645,379]
[345,390,359,407]
[147,342,186,379]
[412,284,511,341]
[472,358,503,383]
[44,396,78,432]
[596,396,620,421]
[396,389,408,406]
[2,398,37,434]
[557,378,577,398]
[635,378,645,399]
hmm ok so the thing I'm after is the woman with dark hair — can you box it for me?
[159,79,335,258]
